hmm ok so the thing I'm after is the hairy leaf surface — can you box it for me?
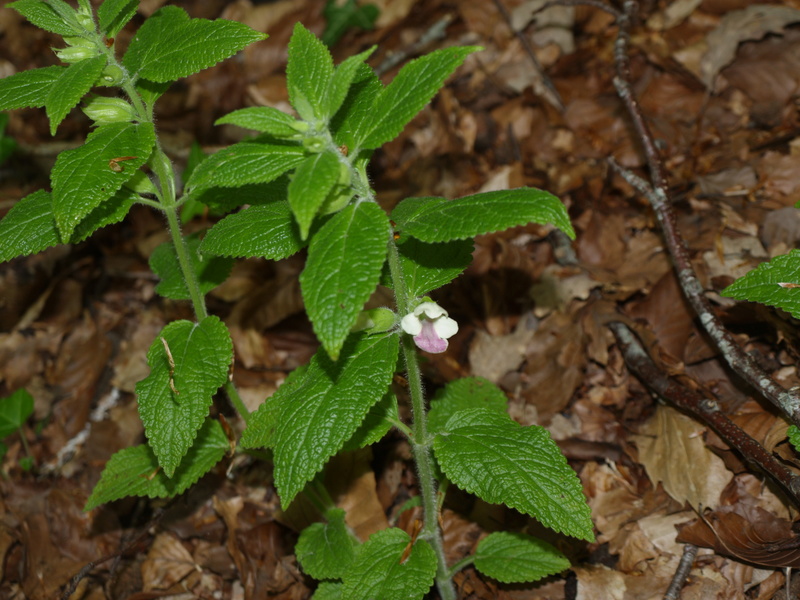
[289,150,341,239]
[296,508,357,579]
[286,23,334,121]
[427,377,508,435]
[97,0,138,36]
[46,54,106,135]
[0,66,65,110]
[433,408,594,541]
[150,234,233,300]
[474,532,570,583]
[300,201,389,359]
[722,250,800,319]
[136,317,232,477]
[9,0,81,36]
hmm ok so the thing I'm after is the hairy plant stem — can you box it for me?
[387,239,455,600]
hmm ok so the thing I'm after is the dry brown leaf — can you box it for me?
[677,505,800,568]
[633,404,734,509]
[142,533,197,591]
[701,5,800,88]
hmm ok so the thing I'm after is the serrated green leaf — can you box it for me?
[135,317,233,477]
[123,5,266,82]
[722,250,800,319]
[340,528,437,600]
[428,377,508,435]
[474,532,570,583]
[0,389,35,439]
[300,202,390,359]
[187,140,305,191]
[51,121,155,236]
[393,234,473,297]
[240,364,308,450]
[0,186,139,262]
[433,408,594,541]
[297,508,357,579]
[135,78,171,107]
[9,0,81,36]
[274,334,398,506]
[342,392,397,451]
[392,188,575,243]
[192,177,290,214]
[287,23,335,121]
[0,66,65,111]
[98,0,138,37]
[215,106,300,138]
[330,63,383,150]
[313,581,343,600]
[0,191,62,262]
[149,234,233,300]
[322,0,379,47]
[325,46,376,118]
[45,54,106,135]
[360,46,479,150]
[289,151,341,239]
[200,202,304,260]
[84,418,229,510]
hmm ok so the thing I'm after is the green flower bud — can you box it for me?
[63,35,95,48]
[351,308,396,334]
[319,185,353,215]
[288,120,311,133]
[53,45,95,64]
[82,97,135,124]
[76,13,95,33]
[97,65,124,86]
[124,171,159,196]
[302,136,325,153]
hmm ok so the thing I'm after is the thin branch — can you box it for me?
[664,543,698,600]
[490,0,564,110]
[607,0,800,426]
[609,321,800,506]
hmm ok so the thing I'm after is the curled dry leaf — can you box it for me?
[677,505,800,568]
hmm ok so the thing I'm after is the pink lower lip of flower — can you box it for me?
[413,320,449,353]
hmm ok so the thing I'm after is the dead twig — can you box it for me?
[664,543,699,600]
[606,0,800,427]
[609,321,800,505]
[490,0,564,111]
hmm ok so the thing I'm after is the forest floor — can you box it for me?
[3,0,800,598]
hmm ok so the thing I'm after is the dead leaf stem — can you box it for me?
[609,321,800,506]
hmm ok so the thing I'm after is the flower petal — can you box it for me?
[413,320,449,353]
[415,302,447,319]
[433,316,459,340]
[400,313,422,335]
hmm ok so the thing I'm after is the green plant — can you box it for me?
[0,388,35,470]
[0,112,16,165]
[0,1,594,597]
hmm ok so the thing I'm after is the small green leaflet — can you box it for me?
[393,234,474,297]
[0,66,65,111]
[433,408,595,541]
[289,150,341,239]
[0,389,35,439]
[51,121,155,236]
[200,202,305,260]
[392,188,575,243]
[340,528,437,600]
[0,187,139,262]
[427,377,508,435]
[216,106,301,138]
[330,63,383,151]
[359,46,480,150]
[84,418,229,511]
[149,234,233,300]
[474,532,570,583]
[300,202,390,359]
[135,317,232,478]
[296,508,357,579]
[46,54,106,135]
[287,23,335,122]
[722,250,800,319]
[321,0,379,47]
[192,177,291,214]
[789,425,800,454]
[273,333,398,506]
[324,46,376,119]
[122,5,266,82]
[9,0,82,36]
[186,140,305,191]
[97,0,138,37]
